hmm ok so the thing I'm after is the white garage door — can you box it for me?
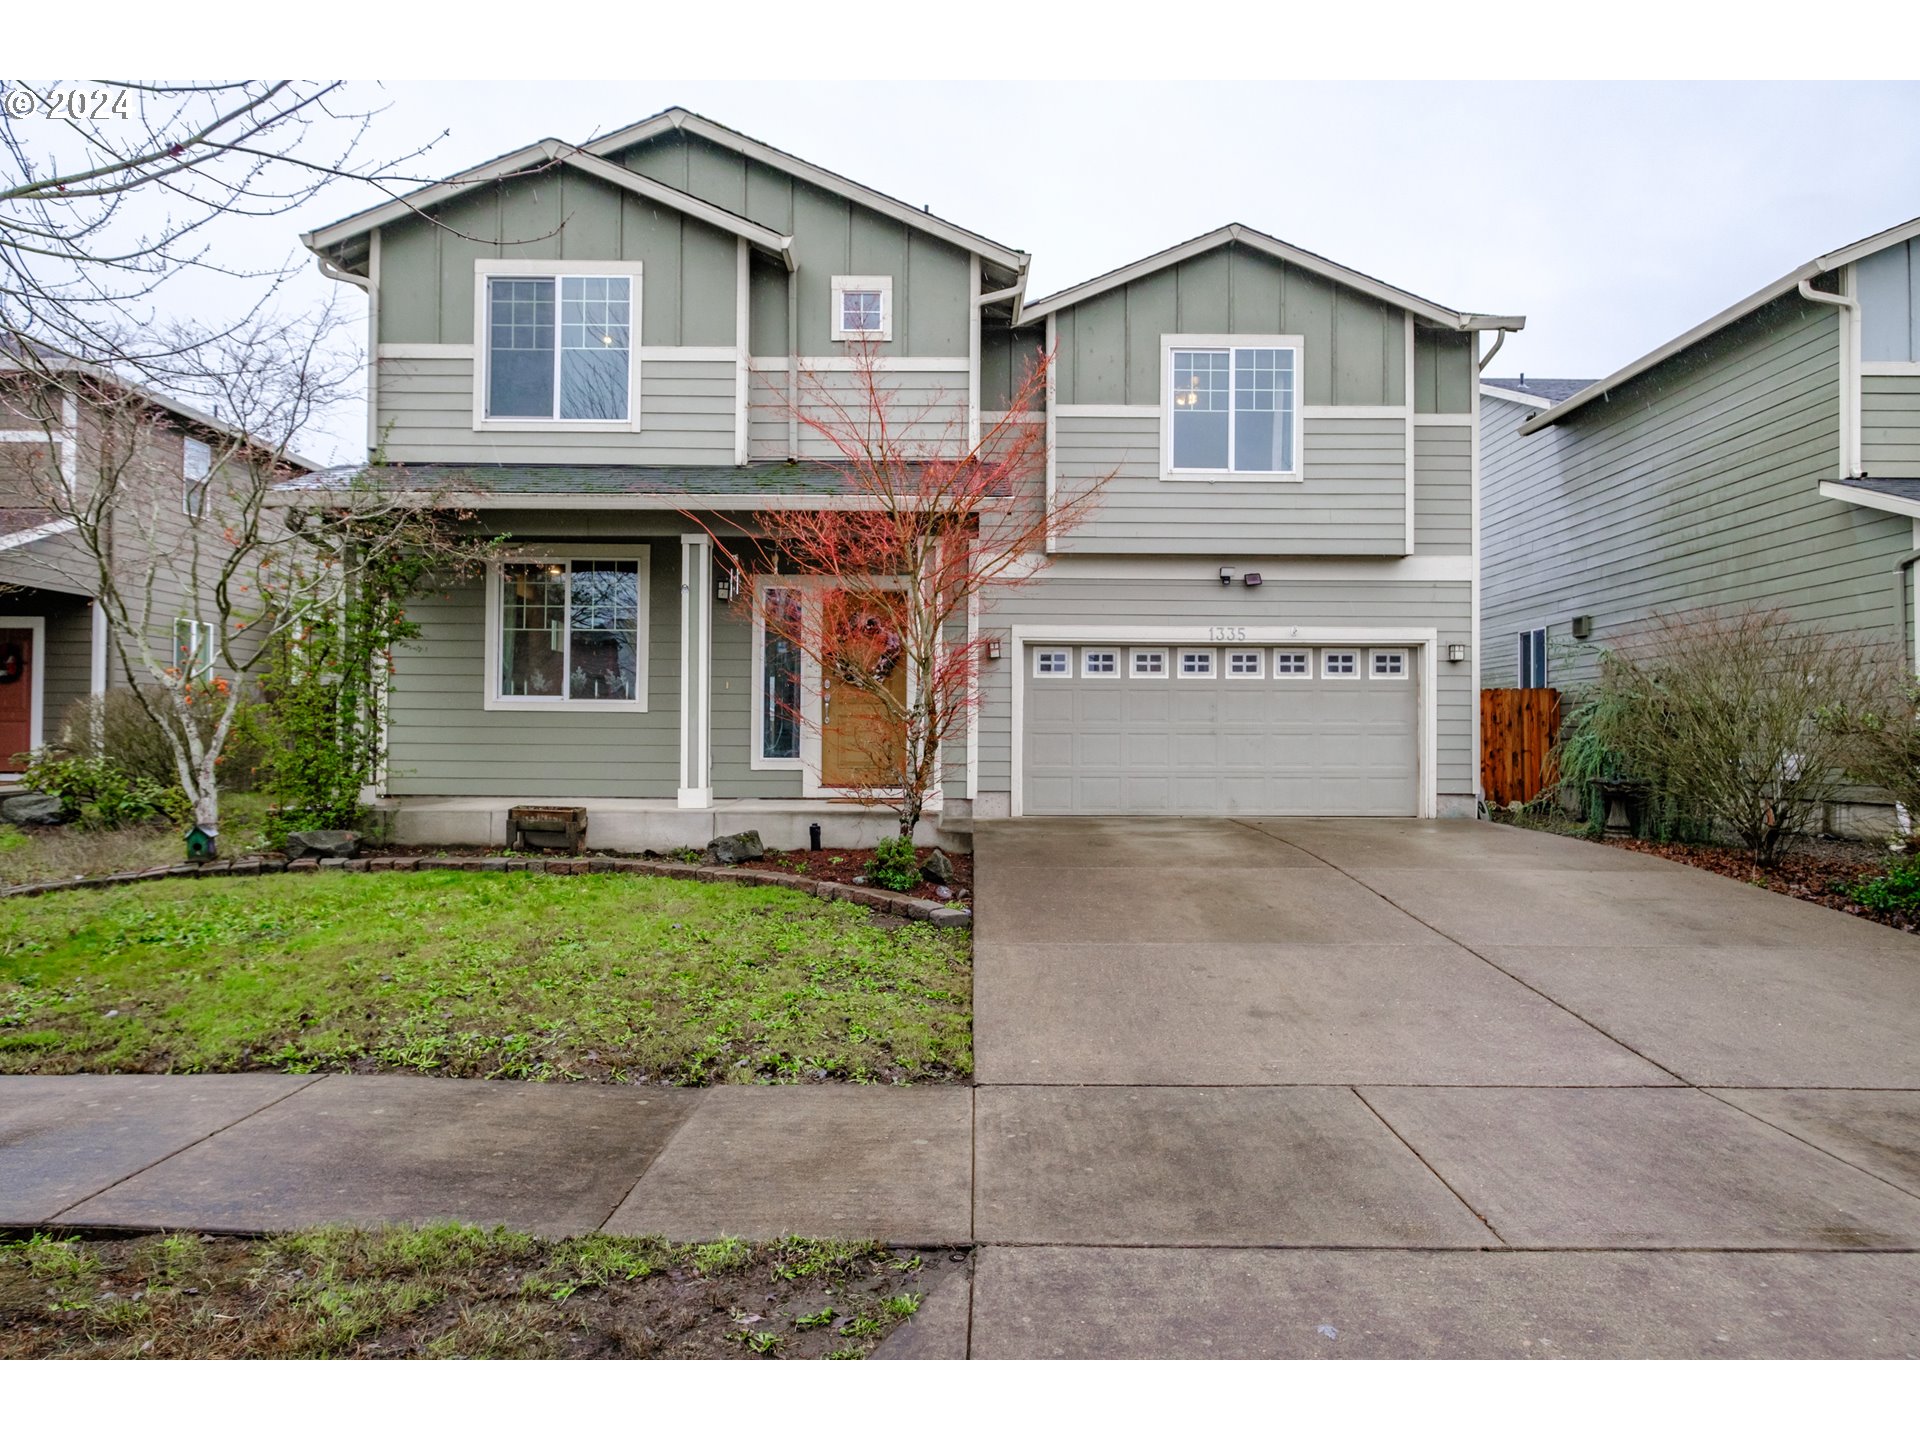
[1021,643,1419,816]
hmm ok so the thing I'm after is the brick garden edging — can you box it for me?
[0,854,974,928]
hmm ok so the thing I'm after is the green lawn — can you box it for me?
[0,1226,940,1359]
[0,871,971,1083]
[0,793,274,888]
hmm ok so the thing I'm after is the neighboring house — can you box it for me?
[0,359,313,775]
[294,106,1522,847]
[1481,217,1920,706]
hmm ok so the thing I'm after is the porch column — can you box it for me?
[677,533,713,808]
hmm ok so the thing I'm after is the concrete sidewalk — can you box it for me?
[6,818,1920,1358]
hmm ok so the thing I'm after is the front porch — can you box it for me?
[368,795,969,853]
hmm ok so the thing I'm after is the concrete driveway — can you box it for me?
[967,817,1920,1358]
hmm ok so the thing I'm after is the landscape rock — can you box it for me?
[920,848,956,886]
[926,907,973,929]
[283,829,360,861]
[2,792,66,826]
[705,830,766,865]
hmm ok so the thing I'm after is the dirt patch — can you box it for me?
[732,847,972,905]
[0,1227,957,1360]
[1601,836,1920,933]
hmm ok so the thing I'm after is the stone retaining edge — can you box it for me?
[0,854,973,927]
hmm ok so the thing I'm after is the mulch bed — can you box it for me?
[1602,836,1920,933]
[733,847,972,905]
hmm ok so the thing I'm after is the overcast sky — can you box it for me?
[55,80,1920,464]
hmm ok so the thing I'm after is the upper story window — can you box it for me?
[831,275,893,342]
[174,617,215,680]
[182,437,211,518]
[482,267,636,423]
[1166,336,1302,477]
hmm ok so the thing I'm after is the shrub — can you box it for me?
[1850,856,1920,915]
[1821,675,1920,847]
[18,752,189,829]
[57,687,267,792]
[1553,607,1886,863]
[869,836,920,892]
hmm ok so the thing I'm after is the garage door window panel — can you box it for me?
[1323,650,1359,678]
[1082,649,1119,678]
[1131,649,1168,679]
[1227,650,1264,678]
[1275,649,1310,678]
[1178,649,1216,678]
[1033,648,1072,677]
[1370,649,1408,679]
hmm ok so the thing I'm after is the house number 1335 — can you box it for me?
[1207,626,1247,641]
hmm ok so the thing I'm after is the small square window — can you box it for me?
[1034,649,1072,677]
[1082,650,1119,677]
[1178,649,1215,678]
[831,275,893,341]
[1274,650,1310,677]
[1323,650,1359,678]
[1131,649,1168,678]
[1371,649,1408,678]
[1227,650,1263,678]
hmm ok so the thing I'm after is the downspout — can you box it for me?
[1476,326,1513,373]
[1797,276,1860,477]
[786,263,799,461]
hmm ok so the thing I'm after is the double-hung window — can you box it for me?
[1167,337,1301,477]
[182,438,212,518]
[491,557,648,709]
[483,269,635,422]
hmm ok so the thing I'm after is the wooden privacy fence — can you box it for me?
[1481,688,1562,807]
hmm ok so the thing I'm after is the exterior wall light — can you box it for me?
[1242,572,1263,588]
[1447,643,1468,663]
[986,638,1003,661]
[1218,566,1235,587]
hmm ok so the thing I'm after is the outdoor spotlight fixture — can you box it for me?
[1242,572,1263,588]
[1218,566,1235,587]
[1447,643,1468,663]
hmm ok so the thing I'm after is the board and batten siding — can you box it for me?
[375,170,740,349]
[1862,374,1920,474]
[1857,237,1920,363]
[375,354,737,466]
[384,546,682,798]
[1479,295,1910,692]
[1051,412,1408,555]
[1413,424,1473,555]
[971,563,1475,805]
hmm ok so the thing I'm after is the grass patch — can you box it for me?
[0,869,971,1084]
[0,794,274,888]
[0,1226,944,1359]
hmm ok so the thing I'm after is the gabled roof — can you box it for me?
[1482,377,1594,407]
[1016,223,1524,333]
[302,138,796,270]
[584,108,1028,280]
[1518,213,1920,436]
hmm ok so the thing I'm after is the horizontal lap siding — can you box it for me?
[710,600,801,800]
[1053,413,1407,555]
[384,549,681,797]
[1414,425,1473,554]
[40,594,93,738]
[1480,299,1908,694]
[746,366,970,461]
[1863,375,1920,473]
[376,355,736,465]
[975,566,1474,798]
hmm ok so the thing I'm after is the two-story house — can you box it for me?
[295,108,1523,848]
[0,356,312,774]
[1481,217,1920,703]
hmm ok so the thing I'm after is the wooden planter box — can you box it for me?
[508,805,588,855]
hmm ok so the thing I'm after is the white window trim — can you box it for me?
[1130,648,1169,679]
[182,438,212,518]
[0,615,46,775]
[830,274,893,342]
[1226,649,1265,679]
[1273,649,1312,679]
[1322,650,1361,679]
[472,259,644,433]
[750,581,806,772]
[1161,332,1306,483]
[1519,627,1548,688]
[1177,648,1216,679]
[1032,648,1073,678]
[482,547,652,713]
[1080,649,1121,679]
[1370,648,1409,679]
[174,617,216,681]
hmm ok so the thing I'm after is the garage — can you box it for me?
[1019,641,1421,816]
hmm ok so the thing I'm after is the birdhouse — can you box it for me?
[185,825,218,863]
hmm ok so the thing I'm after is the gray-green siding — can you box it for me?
[1413,424,1473,554]
[972,563,1475,803]
[1858,238,1920,363]
[376,354,737,466]
[1480,295,1909,692]
[1863,374,1920,475]
[1053,412,1410,555]
[747,365,969,462]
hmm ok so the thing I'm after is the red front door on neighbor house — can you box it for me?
[0,628,33,767]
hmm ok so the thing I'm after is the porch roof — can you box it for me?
[269,462,873,511]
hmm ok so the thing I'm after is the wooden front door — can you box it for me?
[819,594,908,789]
[0,628,34,767]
